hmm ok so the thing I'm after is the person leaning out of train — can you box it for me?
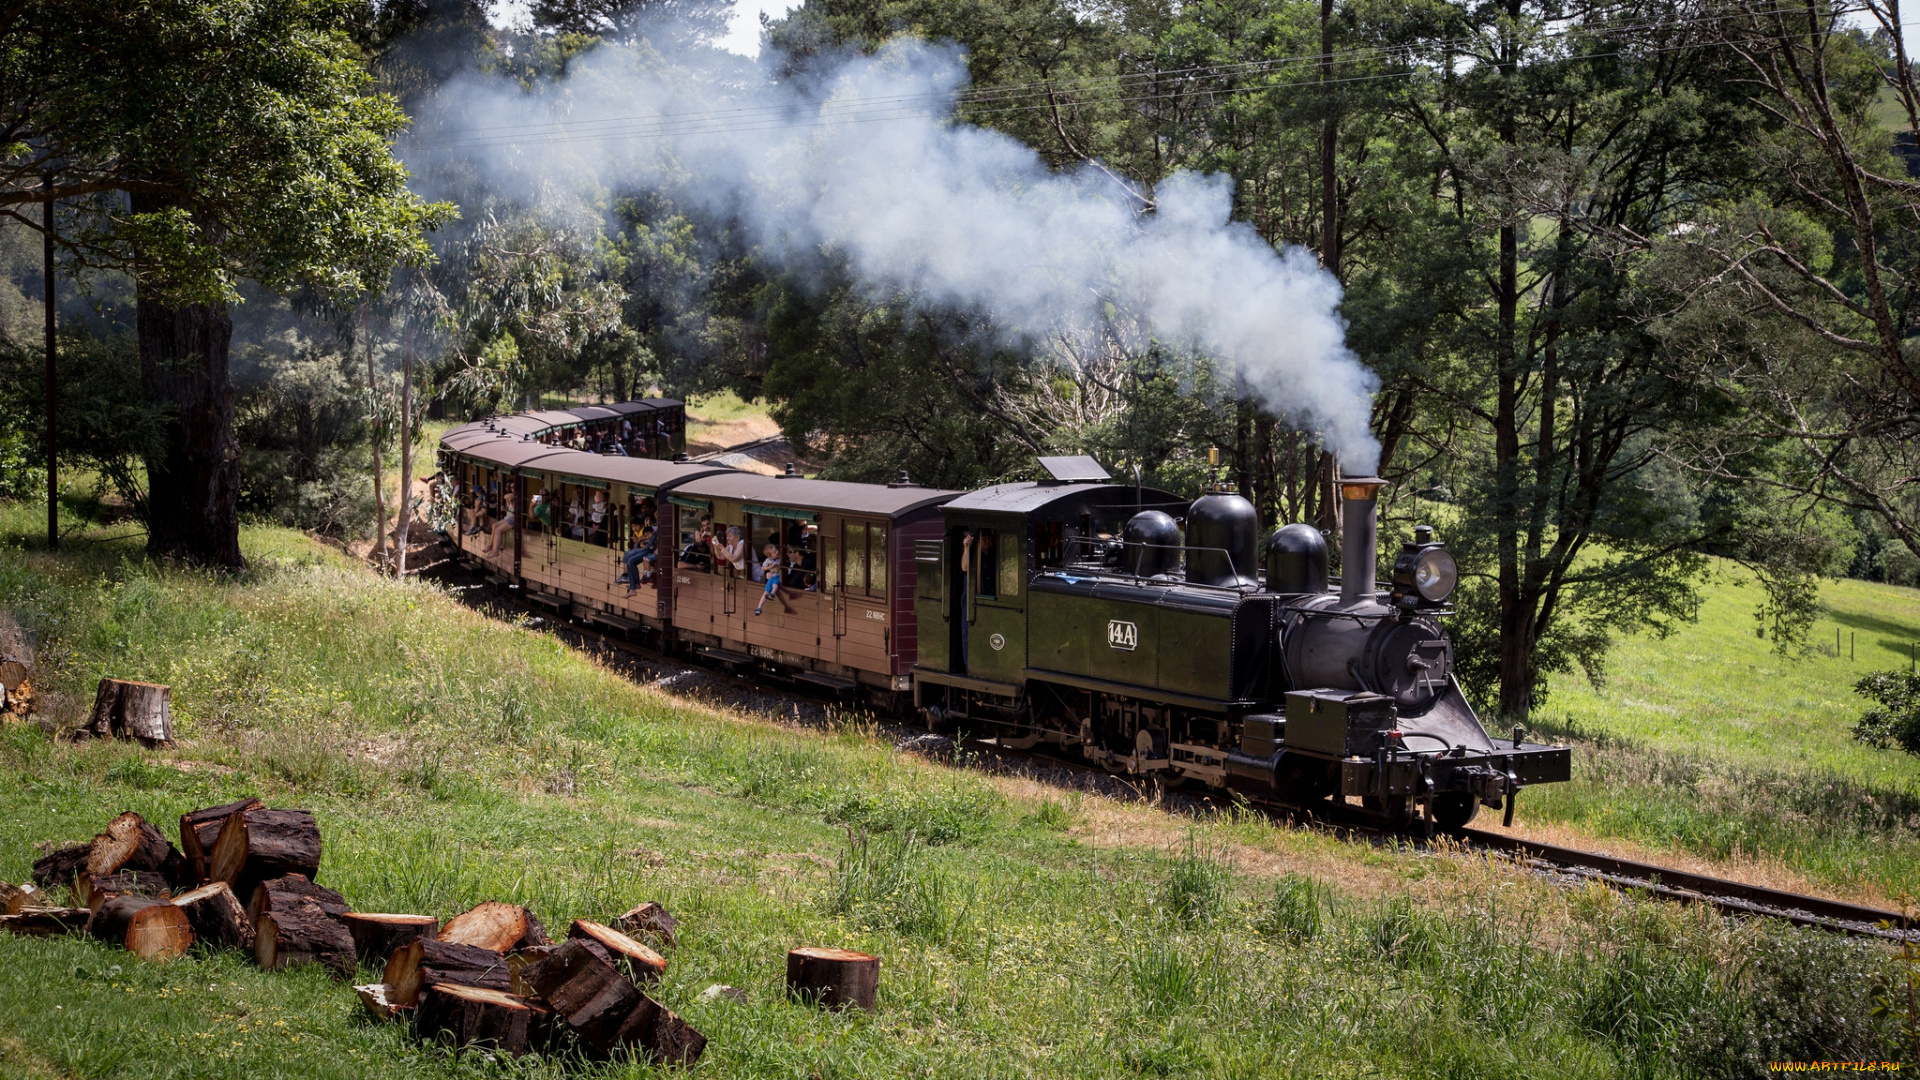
[463,488,488,536]
[529,489,553,532]
[677,516,714,570]
[754,541,790,615]
[714,526,748,575]
[619,523,656,594]
[482,492,517,557]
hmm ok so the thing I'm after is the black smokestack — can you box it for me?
[1339,477,1383,607]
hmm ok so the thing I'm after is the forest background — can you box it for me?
[2,0,1919,724]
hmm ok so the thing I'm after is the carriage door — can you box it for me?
[965,524,1026,686]
[948,526,971,674]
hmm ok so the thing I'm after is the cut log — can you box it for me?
[1,906,90,936]
[520,938,703,1065]
[786,947,879,1011]
[254,897,354,976]
[382,937,513,1006]
[170,882,253,949]
[31,844,91,890]
[438,901,550,953]
[0,882,41,915]
[520,938,646,1055]
[416,983,552,1057]
[92,895,193,960]
[208,809,321,902]
[507,945,556,998]
[614,901,678,948]
[86,678,174,746]
[81,870,172,912]
[178,798,263,884]
[568,920,667,982]
[0,612,33,696]
[354,982,409,1021]
[86,812,179,879]
[245,873,348,926]
[342,913,437,965]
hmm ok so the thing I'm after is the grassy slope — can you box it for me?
[0,511,1901,1078]
[1527,562,1920,899]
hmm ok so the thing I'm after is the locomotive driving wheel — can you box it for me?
[1362,794,1415,830]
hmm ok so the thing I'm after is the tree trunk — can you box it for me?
[254,896,355,975]
[134,198,243,571]
[1318,0,1341,281]
[395,326,414,575]
[170,881,253,949]
[343,912,438,965]
[85,679,174,746]
[365,303,388,570]
[1493,0,1530,722]
[245,873,347,925]
[179,798,263,884]
[438,901,549,953]
[207,809,322,902]
[416,983,551,1057]
[785,947,879,1011]
[568,919,666,982]
[383,937,514,1006]
[93,895,194,960]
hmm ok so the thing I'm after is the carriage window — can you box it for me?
[527,482,553,533]
[999,529,1022,598]
[868,525,888,596]
[844,522,869,591]
[676,507,713,571]
[822,528,840,589]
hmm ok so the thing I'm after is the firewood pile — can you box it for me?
[2,798,889,1067]
[0,800,720,1066]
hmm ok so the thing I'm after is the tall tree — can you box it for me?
[17,0,448,568]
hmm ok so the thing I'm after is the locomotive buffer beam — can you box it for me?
[1332,739,1570,800]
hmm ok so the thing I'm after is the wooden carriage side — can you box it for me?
[661,473,959,696]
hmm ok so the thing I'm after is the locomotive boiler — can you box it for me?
[910,460,1569,831]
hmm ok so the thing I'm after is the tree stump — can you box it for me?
[170,882,254,949]
[416,983,552,1057]
[383,937,513,1006]
[569,919,667,982]
[342,913,438,965]
[0,906,90,937]
[208,809,321,902]
[92,895,194,960]
[179,798,263,884]
[246,873,347,925]
[0,613,33,699]
[614,901,678,948]
[438,901,549,953]
[786,947,879,1011]
[254,897,354,976]
[86,678,174,746]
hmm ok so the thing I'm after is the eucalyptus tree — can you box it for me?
[9,0,449,569]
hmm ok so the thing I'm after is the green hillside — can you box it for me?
[0,511,1897,1077]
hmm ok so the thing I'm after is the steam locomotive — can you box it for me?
[441,406,1570,833]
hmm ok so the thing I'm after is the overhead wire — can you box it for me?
[402,0,1862,153]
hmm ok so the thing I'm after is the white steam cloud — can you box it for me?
[406,37,1381,470]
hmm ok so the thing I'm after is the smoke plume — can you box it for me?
[405,36,1382,470]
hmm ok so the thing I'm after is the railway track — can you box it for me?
[434,554,1917,945]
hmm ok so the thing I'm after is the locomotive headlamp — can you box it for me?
[1391,524,1458,608]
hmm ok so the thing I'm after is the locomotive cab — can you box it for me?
[913,462,1571,833]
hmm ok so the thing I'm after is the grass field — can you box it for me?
[1521,564,1920,901]
[0,504,1907,1078]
